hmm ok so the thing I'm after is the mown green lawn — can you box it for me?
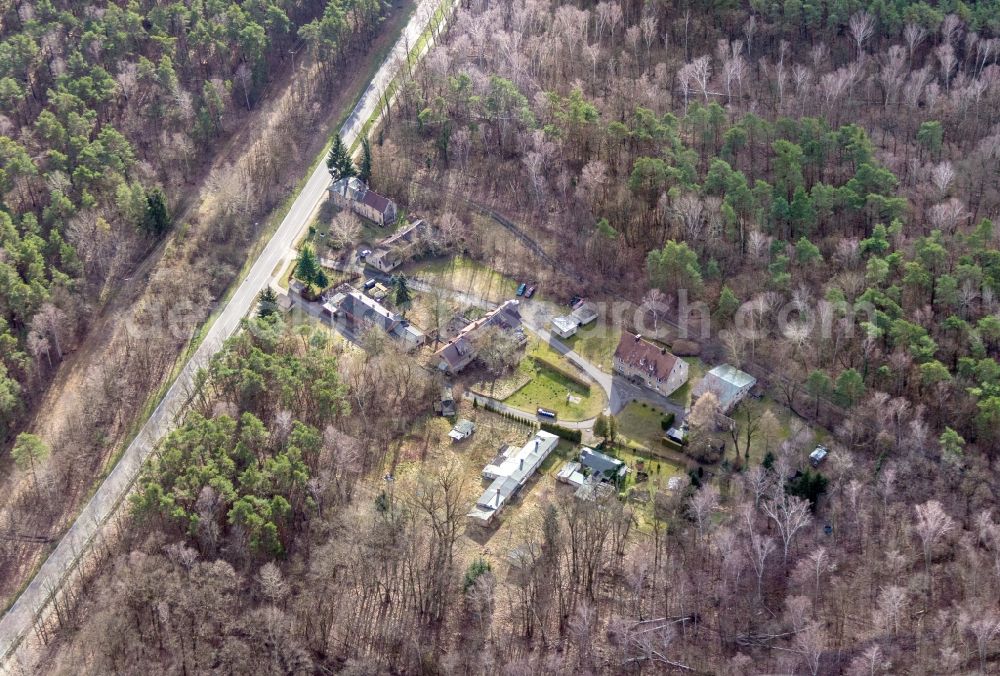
[616,401,675,451]
[611,444,685,486]
[539,440,578,475]
[504,360,606,420]
[669,357,706,407]
[406,255,518,302]
[563,323,620,372]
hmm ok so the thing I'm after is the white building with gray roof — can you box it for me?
[468,430,559,526]
[692,364,757,413]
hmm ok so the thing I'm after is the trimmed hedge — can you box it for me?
[479,398,534,428]
[531,355,591,392]
[541,422,582,443]
[660,436,685,452]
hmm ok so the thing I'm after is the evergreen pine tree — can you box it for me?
[359,137,372,183]
[141,188,170,236]
[326,134,357,181]
[257,287,278,318]
[394,274,411,308]
[296,245,320,287]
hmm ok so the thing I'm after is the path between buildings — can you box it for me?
[0,0,451,663]
[463,393,597,430]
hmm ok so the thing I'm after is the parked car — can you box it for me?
[359,249,371,258]
[516,283,527,296]
[363,278,377,290]
[537,407,557,420]
[569,295,582,307]
[525,284,537,298]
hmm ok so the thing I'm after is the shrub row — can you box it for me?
[541,422,582,443]
[660,436,685,452]
[478,398,534,427]
[531,356,592,392]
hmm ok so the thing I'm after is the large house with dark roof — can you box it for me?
[613,333,688,397]
[324,288,425,350]
[434,299,525,373]
[367,219,429,272]
[329,176,397,226]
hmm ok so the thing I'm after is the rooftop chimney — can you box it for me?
[635,334,641,342]
[661,348,667,355]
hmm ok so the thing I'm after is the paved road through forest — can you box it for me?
[0,0,449,663]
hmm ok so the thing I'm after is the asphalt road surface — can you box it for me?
[0,0,448,663]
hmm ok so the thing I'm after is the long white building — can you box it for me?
[468,430,559,526]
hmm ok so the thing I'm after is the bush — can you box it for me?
[660,413,676,430]
[540,422,582,443]
[688,439,724,464]
[463,558,492,592]
[786,470,828,510]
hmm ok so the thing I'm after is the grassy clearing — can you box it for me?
[668,357,706,407]
[736,395,822,466]
[563,323,620,372]
[539,440,578,475]
[611,445,685,481]
[504,360,605,421]
[616,401,675,451]
[407,255,518,303]
[469,364,533,400]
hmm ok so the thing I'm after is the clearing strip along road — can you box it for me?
[0,0,452,663]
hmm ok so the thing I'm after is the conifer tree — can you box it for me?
[359,137,372,183]
[326,134,356,181]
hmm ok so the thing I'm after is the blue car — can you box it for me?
[516,283,527,296]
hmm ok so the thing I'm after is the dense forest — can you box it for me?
[20,0,1000,673]
[0,0,387,442]
[379,0,1000,452]
[0,0,402,620]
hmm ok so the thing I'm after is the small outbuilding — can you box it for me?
[449,419,476,442]
[556,460,586,487]
[571,302,598,327]
[551,315,579,339]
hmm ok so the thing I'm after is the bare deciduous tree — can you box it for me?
[689,485,720,539]
[761,488,812,565]
[849,11,875,59]
[914,499,955,597]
